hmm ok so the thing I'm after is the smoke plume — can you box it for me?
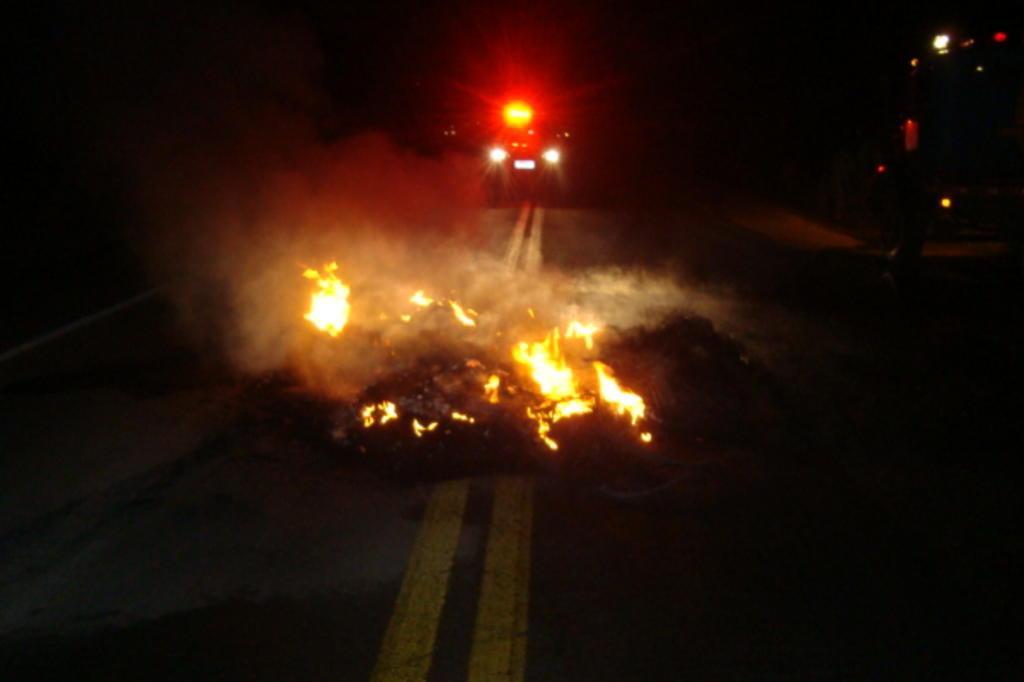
[85,3,688,399]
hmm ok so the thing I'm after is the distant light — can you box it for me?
[904,118,919,151]
[542,148,561,164]
[564,131,571,138]
[940,196,953,209]
[960,37,975,48]
[976,64,985,72]
[503,101,533,127]
[876,164,887,174]
[910,57,919,68]
[932,34,951,51]
[993,31,1008,43]
[489,147,508,162]
[527,129,535,136]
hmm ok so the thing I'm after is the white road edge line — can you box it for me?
[0,287,164,364]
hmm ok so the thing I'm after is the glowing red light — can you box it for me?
[904,119,919,152]
[993,31,1008,43]
[876,164,887,174]
[503,101,533,127]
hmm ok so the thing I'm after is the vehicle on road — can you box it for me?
[869,25,1024,277]
[485,100,568,204]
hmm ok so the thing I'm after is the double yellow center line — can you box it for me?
[468,477,533,682]
[371,477,534,682]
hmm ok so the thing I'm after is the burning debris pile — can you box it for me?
[299,262,656,457]
[215,252,783,497]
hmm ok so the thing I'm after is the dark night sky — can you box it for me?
[9,2,1007,158]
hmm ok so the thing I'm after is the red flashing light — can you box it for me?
[904,118,919,152]
[503,101,533,127]
[993,31,1008,43]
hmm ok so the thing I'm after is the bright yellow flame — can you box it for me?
[527,407,559,451]
[503,101,533,127]
[410,290,434,307]
[594,362,646,426]
[361,401,398,427]
[564,320,599,350]
[640,432,653,444]
[552,399,594,421]
[940,196,953,209]
[449,301,477,327]
[514,327,596,449]
[412,419,439,437]
[514,329,577,400]
[303,263,350,337]
[484,374,501,403]
[360,404,374,427]
[451,411,476,423]
[380,402,399,424]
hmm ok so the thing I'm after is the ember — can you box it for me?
[449,301,477,327]
[360,401,398,427]
[484,374,501,403]
[411,418,439,437]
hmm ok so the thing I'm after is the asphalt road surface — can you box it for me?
[2,195,1021,680]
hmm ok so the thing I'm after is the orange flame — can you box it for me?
[513,327,596,450]
[409,290,434,307]
[449,301,477,327]
[564,320,599,350]
[303,263,350,336]
[513,328,577,401]
[594,362,645,425]
[484,374,501,404]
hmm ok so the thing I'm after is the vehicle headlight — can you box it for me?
[489,147,508,162]
[542,148,560,164]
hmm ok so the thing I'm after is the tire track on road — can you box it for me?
[522,207,544,274]
[504,202,533,271]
